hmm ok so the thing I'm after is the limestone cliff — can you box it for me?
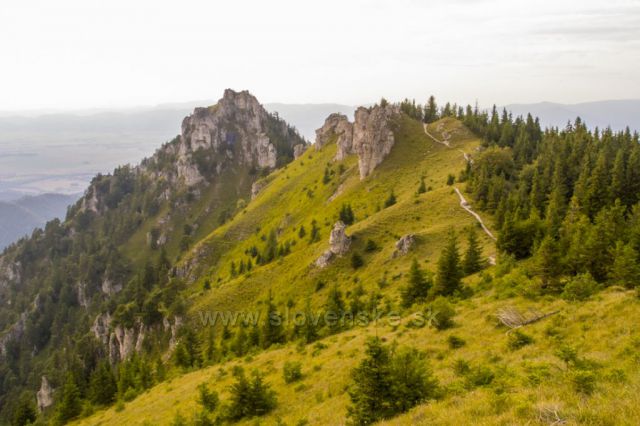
[315,104,398,178]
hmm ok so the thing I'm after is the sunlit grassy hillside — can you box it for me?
[75,116,640,426]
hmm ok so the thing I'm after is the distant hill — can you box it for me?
[0,193,77,250]
[505,99,640,131]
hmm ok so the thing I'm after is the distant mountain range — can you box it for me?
[0,193,78,250]
[504,100,640,132]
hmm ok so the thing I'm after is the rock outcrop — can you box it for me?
[0,257,21,291]
[91,312,112,346]
[91,312,148,364]
[36,376,53,412]
[315,104,398,178]
[176,89,293,186]
[76,282,89,308]
[0,312,27,357]
[251,179,268,200]
[352,105,398,178]
[315,221,352,268]
[315,113,354,160]
[293,143,307,159]
[393,234,415,257]
[101,278,122,296]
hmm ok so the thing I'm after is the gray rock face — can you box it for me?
[251,180,268,200]
[0,257,21,291]
[101,278,122,296]
[316,221,351,268]
[92,312,147,364]
[36,376,53,412]
[315,113,354,160]
[177,89,281,186]
[352,105,398,179]
[293,143,307,159]
[393,234,415,257]
[0,312,27,357]
[315,105,398,177]
[329,221,351,255]
[91,312,112,346]
[76,282,89,308]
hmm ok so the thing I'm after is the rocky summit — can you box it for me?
[315,103,398,178]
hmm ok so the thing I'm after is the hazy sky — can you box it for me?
[1,0,639,111]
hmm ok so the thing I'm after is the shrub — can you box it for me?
[170,411,187,426]
[562,273,599,301]
[572,370,596,395]
[192,410,214,426]
[351,252,364,269]
[197,383,219,412]
[347,338,438,425]
[446,174,455,185]
[225,368,277,420]
[453,359,471,376]
[466,365,495,388]
[384,191,397,208]
[447,335,466,349]
[507,330,534,350]
[429,297,455,330]
[283,361,303,384]
[364,239,378,253]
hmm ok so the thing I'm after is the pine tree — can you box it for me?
[325,285,346,333]
[424,96,439,123]
[263,229,278,263]
[609,241,640,288]
[89,361,117,405]
[12,391,36,426]
[611,150,626,203]
[301,297,319,343]
[384,190,397,208]
[417,176,427,194]
[226,368,277,420]
[401,259,432,308]
[309,219,321,244]
[534,235,562,292]
[202,328,217,365]
[462,227,483,275]
[433,230,463,296]
[261,291,284,349]
[347,337,393,425]
[322,167,331,184]
[55,373,82,424]
[231,326,248,356]
[389,348,438,413]
[586,151,611,217]
[298,225,306,239]
[339,204,355,225]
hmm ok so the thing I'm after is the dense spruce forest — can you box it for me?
[2,93,640,425]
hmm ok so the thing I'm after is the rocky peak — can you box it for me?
[315,113,354,160]
[315,104,398,178]
[352,104,398,178]
[176,89,297,186]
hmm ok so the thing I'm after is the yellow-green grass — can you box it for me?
[76,285,640,425]
[180,115,491,319]
[76,116,640,425]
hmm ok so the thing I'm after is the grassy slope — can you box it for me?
[76,116,640,425]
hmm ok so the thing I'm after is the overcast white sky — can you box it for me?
[1,0,639,111]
